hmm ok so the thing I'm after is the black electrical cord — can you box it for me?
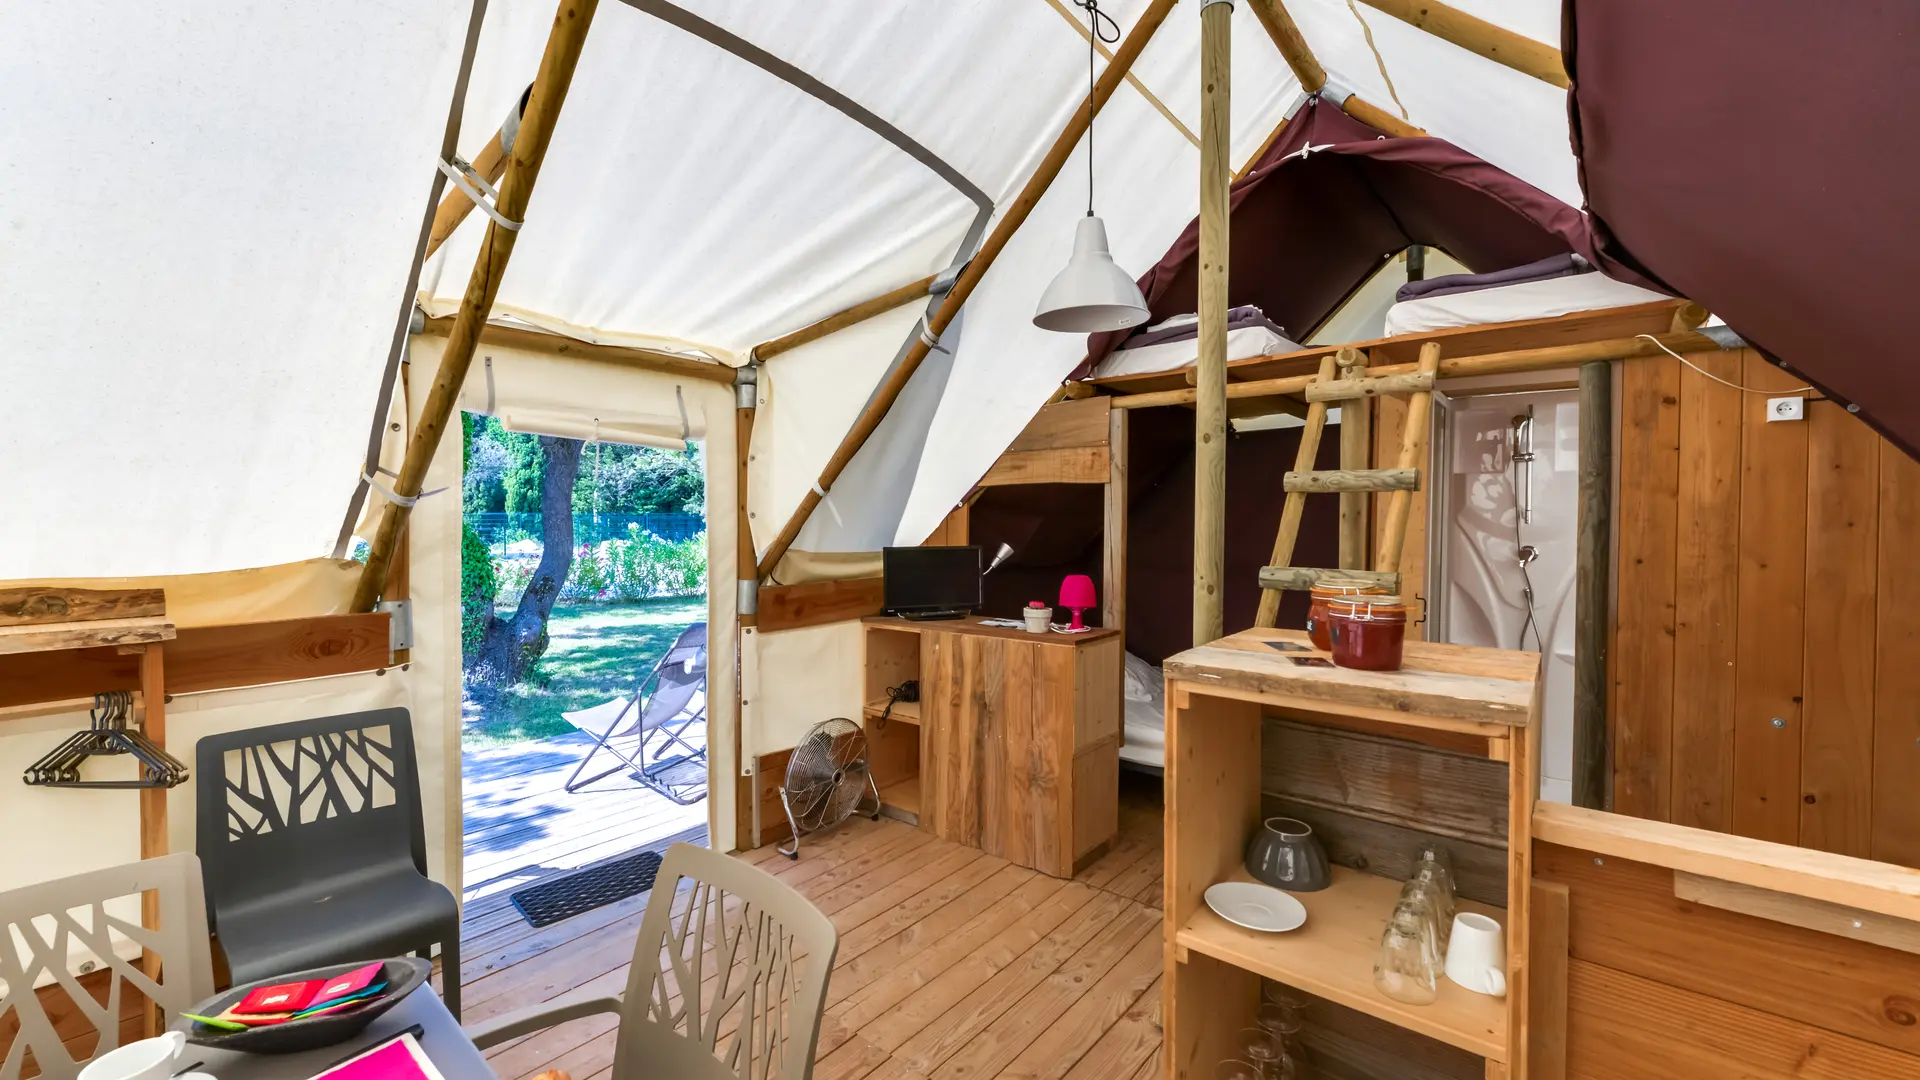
[1073,0,1121,217]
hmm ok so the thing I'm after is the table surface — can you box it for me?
[188,990,493,1080]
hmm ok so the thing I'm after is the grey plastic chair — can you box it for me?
[0,853,216,1080]
[465,842,837,1080]
[560,621,709,802]
[194,708,462,1017]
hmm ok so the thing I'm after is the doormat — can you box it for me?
[510,849,664,928]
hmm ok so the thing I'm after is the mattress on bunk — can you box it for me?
[1092,323,1304,380]
[1382,272,1671,336]
[1120,652,1166,768]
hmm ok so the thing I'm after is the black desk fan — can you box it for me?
[24,690,189,788]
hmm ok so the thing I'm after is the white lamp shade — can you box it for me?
[1032,215,1152,333]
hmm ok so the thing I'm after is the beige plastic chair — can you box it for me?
[0,854,216,1080]
[466,843,836,1080]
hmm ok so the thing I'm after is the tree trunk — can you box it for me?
[472,435,583,686]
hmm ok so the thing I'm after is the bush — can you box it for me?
[460,523,498,652]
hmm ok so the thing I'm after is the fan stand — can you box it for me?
[777,770,882,861]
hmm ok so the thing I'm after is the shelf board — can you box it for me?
[880,776,920,817]
[1175,865,1508,1062]
[0,616,176,656]
[863,698,921,725]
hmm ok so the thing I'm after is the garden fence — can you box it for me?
[468,511,706,549]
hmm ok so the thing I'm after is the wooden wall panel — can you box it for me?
[1610,355,1681,819]
[1263,792,1508,907]
[1800,401,1881,857]
[1535,841,1920,1056]
[1260,719,1508,844]
[1668,351,1742,830]
[1874,442,1920,867]
[1004,396,1111,454]
[1565,960,1920,1080]
[756,576,884,632]
[1730,355,1811,844]
[1609,353,1920,865]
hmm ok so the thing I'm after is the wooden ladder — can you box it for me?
[1253,340,1442,627]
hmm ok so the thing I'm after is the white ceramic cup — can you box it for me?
[1443,912,1507,997]
[78,1031,213,1080]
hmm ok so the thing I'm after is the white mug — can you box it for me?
[79,1032,214,1080]
[1443,912,1507,998]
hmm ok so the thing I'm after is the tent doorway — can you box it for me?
[455,413,713,993]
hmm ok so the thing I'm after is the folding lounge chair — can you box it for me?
[561,621,708,802]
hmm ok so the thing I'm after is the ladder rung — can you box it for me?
[1303,370,1435,403]
[1259,566,1401,592]
[1283,468,1418,494]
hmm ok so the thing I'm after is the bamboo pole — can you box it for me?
[1107,328,1728,409]
[1374,342,1442,575]
[1194,0,1233,648]
[1356,0,1568,89]
[1336,347,1371,570]
[415,314,735,384]
[1253,353,1339,627]
[424,124,509,262]
[1248,0,1426,138]
[755,0,1182,581]
[353,0,601,612]
[1573,359,1611,809]
[753,274,937,361]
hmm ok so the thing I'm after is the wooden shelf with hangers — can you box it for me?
[1,587,178,1034]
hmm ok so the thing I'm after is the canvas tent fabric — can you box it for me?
[1075,95,1640,376]
[1562,0,1920,459]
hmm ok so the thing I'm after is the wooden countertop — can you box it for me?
[1163,628,1538,727]
[862,614,1121,646]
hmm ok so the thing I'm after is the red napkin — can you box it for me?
[232,979,319,1015]
[310,962,384,1008]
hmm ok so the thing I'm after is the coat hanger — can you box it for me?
[23,691,189,789]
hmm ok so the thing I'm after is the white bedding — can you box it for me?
[1382,273,1670,336]
[1120,652,1165,768]
[1092,324,1304,380]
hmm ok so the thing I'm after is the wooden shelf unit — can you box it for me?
[1162,628,1539,1079]
[862,697,921,725]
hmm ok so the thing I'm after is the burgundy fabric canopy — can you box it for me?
[1564,0,1920,458]
[1078,97,1643,375]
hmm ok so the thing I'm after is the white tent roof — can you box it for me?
[4,0,1573,578]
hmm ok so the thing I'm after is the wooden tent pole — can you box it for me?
[1248,0,1427,138]
[424,124,509,262]
[1194,0,1233,647]
[755,0,1182,580]
[1573,359,1611,809]
[352,0,601,612]
[1108,327,1730,409]
[414,314,734,384]
[1355,0,1568,89]
[753,274,938,361]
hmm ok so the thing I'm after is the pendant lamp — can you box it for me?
[1033,0,1150,334]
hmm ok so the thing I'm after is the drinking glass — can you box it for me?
[1215,1061,1267,1080]
[1397,877,1454,951]
[1409,842,1458,909]
[1236,1028,1289,1079]
[1374,906,1442,1005]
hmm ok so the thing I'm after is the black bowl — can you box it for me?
[172,957,430,1054]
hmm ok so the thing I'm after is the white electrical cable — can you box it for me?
[1635,334,1813,395]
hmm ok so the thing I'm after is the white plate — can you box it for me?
[1205,882,1308,933]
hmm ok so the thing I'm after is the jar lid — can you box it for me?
[1328,596,1409,621]
[1309,579,1386,599]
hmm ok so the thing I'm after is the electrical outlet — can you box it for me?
[1767,396,1805,422]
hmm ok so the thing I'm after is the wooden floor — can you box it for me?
[462,770,1167,1080]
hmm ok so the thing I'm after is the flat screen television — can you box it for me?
[882,545,982,619]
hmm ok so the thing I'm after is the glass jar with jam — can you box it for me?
[1306,579,1390,651]
[1326,596,1411,671]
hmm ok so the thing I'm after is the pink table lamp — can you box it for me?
[1058,574,1097,631]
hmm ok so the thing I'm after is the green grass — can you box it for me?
[461,597,706,748]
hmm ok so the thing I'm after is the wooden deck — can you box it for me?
[460,729,710,912]
[461,770,1167,1080]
